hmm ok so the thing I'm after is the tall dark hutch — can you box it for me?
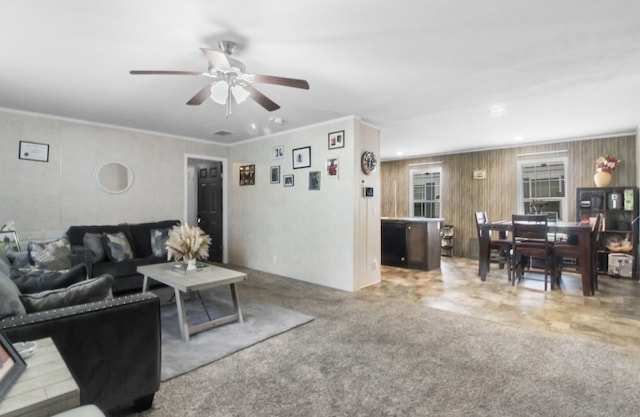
[576,186,639,280]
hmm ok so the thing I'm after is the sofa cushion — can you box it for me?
[103,232,134,262]
[83,232,106,263]
[129,220,180,258]
[7,250,30,268]
[28,237,72,271]
[20,274,114,313]
[66,225,136,256]
[0,270,26,319]
[92,257,152,278]
[10,263,87,294]
[150,228,170,258]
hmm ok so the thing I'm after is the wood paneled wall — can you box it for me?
[381,135,637,259]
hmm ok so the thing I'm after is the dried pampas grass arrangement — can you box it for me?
[165,224,211,262]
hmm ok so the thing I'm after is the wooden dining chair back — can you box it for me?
[511,214,553,290]
[475,211,512,280]
[553,213,603,294]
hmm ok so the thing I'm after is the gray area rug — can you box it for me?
[156,287,314,381]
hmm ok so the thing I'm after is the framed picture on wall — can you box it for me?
[328,130,345,149]
[270,165,281,184]
[292,146,311,169]
[283,174,294,187]
[309,171,321,190]
[273,145,284,159]
[18,141,49,162]
[239,164,255,186]
[326,157,339,178]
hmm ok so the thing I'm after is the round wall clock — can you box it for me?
[361,151,377,175]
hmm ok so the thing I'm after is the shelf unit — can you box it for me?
[440,225,454,257]
[576,186,638,280]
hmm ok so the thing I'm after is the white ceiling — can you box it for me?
[2,0,640,160]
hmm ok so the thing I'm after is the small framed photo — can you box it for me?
[0,331,27,401]
[292,146,311,169]
[0,231,21,254]
[328,130,345,150]
[270,165,281,184]
[283,174,294,187]
[19,140,49,162]
[273,145,284,159]
[239,164,255,186]
[309,171,321,191]
[326,157,339,178]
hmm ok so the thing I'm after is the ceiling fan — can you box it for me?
[130,41,310,117]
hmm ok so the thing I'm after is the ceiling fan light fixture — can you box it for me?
[231,85,250,103]
[210,81,228,104]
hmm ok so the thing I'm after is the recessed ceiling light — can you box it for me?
[268,116,285,125]
[513,136,524,141]
[396,151,404,156]
[488,106,505,115]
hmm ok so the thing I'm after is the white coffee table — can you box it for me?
[138,263,247,342]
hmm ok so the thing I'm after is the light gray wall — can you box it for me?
[1,109,381,292]
[0,110,228,241]
[228,116,380,291]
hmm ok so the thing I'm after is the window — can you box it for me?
[410,168,441,218]
[517,158,567,220]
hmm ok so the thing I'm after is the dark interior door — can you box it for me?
[197,162,223,262]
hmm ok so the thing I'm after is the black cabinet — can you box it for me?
[381,218,442,270]
[576,186,638,279]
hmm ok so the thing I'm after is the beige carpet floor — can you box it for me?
[124,266,640,417]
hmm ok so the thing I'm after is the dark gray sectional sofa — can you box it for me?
[66,220,180,294]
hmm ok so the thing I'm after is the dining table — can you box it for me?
[478,220,594,296]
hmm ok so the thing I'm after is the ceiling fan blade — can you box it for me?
[186,85,211,105]
[243,85,280,112]
[200,48,231,70]
[252,74,309,89]
[129,70,202,76]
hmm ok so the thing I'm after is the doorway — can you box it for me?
[185,155,228,263]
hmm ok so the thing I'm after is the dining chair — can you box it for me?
[541,212,566,241]
[511,214,554,290]
[475,211,513,281]
[553,213,603,294]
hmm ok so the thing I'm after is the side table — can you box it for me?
[0,338,79,417]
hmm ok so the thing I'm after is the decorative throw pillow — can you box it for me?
[83,232,106,263]
[7,250,29,268]
[10,263,87,294]
[150,228,170,258]
[20,274,114,313]
[0,270,27,319]
[102,232,133,262]
[28,237,72,271]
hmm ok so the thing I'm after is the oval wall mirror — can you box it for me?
[95,162,134,194]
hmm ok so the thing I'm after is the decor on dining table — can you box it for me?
[529,199,546,214]
[594,154,621,188]
[165,224,211,271]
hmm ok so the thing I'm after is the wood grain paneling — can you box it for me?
[381,135,636,259]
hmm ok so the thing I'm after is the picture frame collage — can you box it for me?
[242,130,345,190]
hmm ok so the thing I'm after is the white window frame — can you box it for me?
[409,167,442,218]
[516,157,568,220]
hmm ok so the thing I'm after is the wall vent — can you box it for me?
[213,130,233,136]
